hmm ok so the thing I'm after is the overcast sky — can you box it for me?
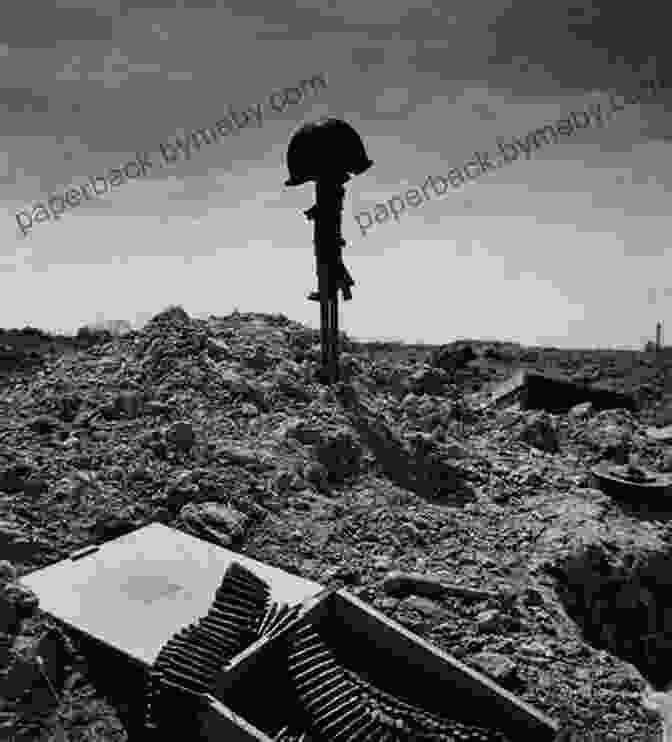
[2,0,670,349]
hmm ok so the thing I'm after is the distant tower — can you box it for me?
[656,321,663,351]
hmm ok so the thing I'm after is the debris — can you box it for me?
[647,425,672,443]
[381,571,501,601]
[569,401,593,418]
[591,463,672,501]
[470,652,520,688]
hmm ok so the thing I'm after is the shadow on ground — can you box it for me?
[333,381,476,506]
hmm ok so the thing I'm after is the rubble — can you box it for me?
[0,308,670,740]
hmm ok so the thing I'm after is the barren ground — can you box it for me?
[1,306,672,741]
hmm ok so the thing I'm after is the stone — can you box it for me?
[403,596,444,619]
[382,571,446,599]
[475,608,504,633]
[470,651,519,686]
[215,445,271,471]
[179,502,249,545]
[569,401,593,418]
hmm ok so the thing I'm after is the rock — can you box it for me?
[470,651,519,687]
[165,420,195,450]
[215,445,271,471]
[382,571,447,599]
[241,402,259,416]
[569,401,593,418]
[179,502,249,546]
[475,608,504,633]
[403,596,444,619]
[166,470,194,492]
[647,424,672,443]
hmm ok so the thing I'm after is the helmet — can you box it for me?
[285,118,373,186]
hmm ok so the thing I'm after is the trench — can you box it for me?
[550,545,672,734]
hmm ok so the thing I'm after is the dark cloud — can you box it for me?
[0,87,51,114]
[0,1,114,48]
[118,0,219,12]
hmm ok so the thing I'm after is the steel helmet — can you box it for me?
[285,118,373,186]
